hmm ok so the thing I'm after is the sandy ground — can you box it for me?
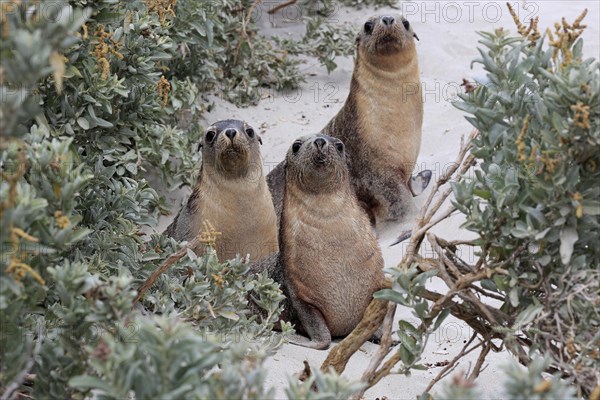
[152,1,600,398]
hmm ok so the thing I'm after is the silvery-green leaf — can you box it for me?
[559,227,578,265]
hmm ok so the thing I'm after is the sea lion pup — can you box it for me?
[165,120,278,262]
[268,14,430,226]
[250,134,384,349]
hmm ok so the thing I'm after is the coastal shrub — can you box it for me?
[452,11,599,396]
[0,0,359,397]
[323,7,598,399]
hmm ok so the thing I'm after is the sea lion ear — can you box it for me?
[413,32,420,41]
[258,135,263,145]
[197,142,203,152]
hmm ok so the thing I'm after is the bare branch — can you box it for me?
[351,301,397,400]
[320,289,390,374]
[467,342,492,381]
[267,0,297,14]
[133,234,203,304]
[423,333,482,393]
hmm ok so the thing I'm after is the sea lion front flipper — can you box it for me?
[266,160,286,227]
[389,229,412,247]
[163,179,203,241]
[369,329,400,347]
[289,300,331,350]
[410,169,432,197]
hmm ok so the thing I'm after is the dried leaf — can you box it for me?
[50,51,66,94]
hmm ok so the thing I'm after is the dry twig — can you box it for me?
[133,221,221,304]
[351,301,397,400]
[423,332,482,393]
[267,0,297,14]
[233,0,262,64]
[321,280,392,374]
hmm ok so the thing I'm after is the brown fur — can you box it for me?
[250,134,384,349]
[268,14,423,225]
[165,120,278,262]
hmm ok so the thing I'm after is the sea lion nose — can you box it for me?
[381,16,395,26]
[314,138,326,149]
[225,128,237,139]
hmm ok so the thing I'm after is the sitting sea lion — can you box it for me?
[268,14,431,227]
[165,120,278,262]
[250,134,384,349]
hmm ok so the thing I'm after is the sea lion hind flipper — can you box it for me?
[409,169,432,197]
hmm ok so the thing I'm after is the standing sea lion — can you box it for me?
[268,14,430,226]
[250,134,384,349]
[165,120,278,262]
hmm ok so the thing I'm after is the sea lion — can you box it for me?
[268,14,430,226]
[250,134,384,349]
[165,120,278,262]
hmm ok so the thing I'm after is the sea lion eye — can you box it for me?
[402,19,410,30]
[364,21,374,34]
[206,130,216,143]
[292,142,302,154]
[335,142,344,153]
[246,128,255,138]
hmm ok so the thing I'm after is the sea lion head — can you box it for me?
[200,119,263,179]
[285,134,349,194]
[356,14,418,62]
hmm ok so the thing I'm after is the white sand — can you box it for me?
[154,1,600,398]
